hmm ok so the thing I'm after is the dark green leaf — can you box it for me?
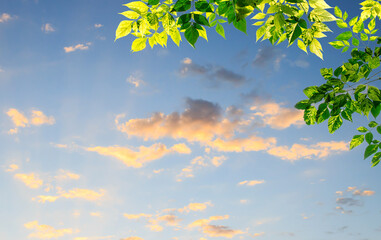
[341,109,353,122]
[178,13,192,25]
[233,18,246,34]
[365,132,374,144]
[195,1,213,12]
[350,134,364,150]
[371,103,381,118]
[193,14,210,26]
[295,100,310,110]
[368,86,381,101]
[354,84,366,94]
[377,126,381,134]
[364,144,378,159]
[334,66,343,76]
[185,25,199,47]
[148,0,160,5]
[289,24,302,44]
[372,152,381,167]
[320,68,333,78]
[173,0,192,12]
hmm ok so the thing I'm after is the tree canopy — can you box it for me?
[116,0,381,167]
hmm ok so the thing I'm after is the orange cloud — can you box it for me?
[35,188,105,203]
[208,136,276,152]
[30,110,55,125]
[157,214,181,226]
[0,13,13,23]
[6,108,55,134]
[238,180,265,186]
[121,238,144,240]
[267,141,348,161]
[86,143,190,168]
[14,173,43,189]
[124,213,152,219]
[188,215,229,228]
[179,202,213,213]
[64,43,91,53]
[6,164,19,172]
[202,224,244,238]
[353,190,375,196]
[24,221,77,239]
[55,169,80,181]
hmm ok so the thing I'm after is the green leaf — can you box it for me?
[368,18,376,31]
[274,13,286,30]
[194,14,210,27]
[233,19,247,34]
[289,24,302,44]
[304,106,317,125]
[178,13,192,25]
[378,126,381,134]
[352,38,360,46]
[353,21,364,33]
[349,16,358,26]
[372,152,381,167]
[336,31,352,41]
[309,8,337,22]
[295,100,310,110]
[256,25,266,41]
[358,126,369,133]
[355,84,366,94]
[148,0,160,5]
[361,33,369,41]
[371,104,381,118]
[173,0,192,12]
[350,135,364,150]
[369,121,378,128]
[369,57,381,69]
[297,39,307,53]
[320,68,333,78]
[131,37,147,52]
[124,1,149,13]
[368,86,381,101]
[185,25,199,47]
[252,13,266,20]
[364,144,378,159]
[329,41,345,49]
[303,86,319,98]
[334,6,342,18]
[341,109,353,122]
[365,132,374,144]
[216,23,225,38]
[328,115,343,133]
[115,20,133,41]
[195,1,213,12]
[309,0,331,9]
[343,11,348,21]
[285,0,304,3]
[336,19,347,28]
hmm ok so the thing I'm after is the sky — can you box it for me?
[0,0,380,240]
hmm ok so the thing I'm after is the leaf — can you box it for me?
[349,16,358,26]
[124,1,149,13]
[336,19,347,28]
[197,26,208,41]
[295,100,310,109]
[378,126,381,134]
[371,104,381,118]
[297,39,307,53]
[364,144,378,159]
[372,152,381,167]
[115,20,133,41]
[233,19,247,34]
[173,0,192,12]
[320,68,333,78]
[365,132,374,144]
[343,11,348,21]
[329,41,345,49]
[168,29,180,46]
[352,38,360,46]
[336,31,352,41]
[368,18,376,31]
[353,21,364,33]
[256,25,266,41]
[216,23,225,38]
[341,109,353,122]
[252,12,266,20]
[185,25,199,47]
[194,14,210,27]
[120,11,140,19]
[303,86,319,98]
[369,57,381,69]
[350,135,364,150]
[148,0,160,5]
[368,86,381,101]
[309,8,337,22]
[274,13,286,30]
[148,34,157,48]
[357,126,369,133]
[369,121,378,128]
[288,23,302,44]
[131,37,147,52]
[334,6,342,18]
[178,13,192,25]
[309,0,332,9]
[309,38,323,59]
[304,106,317,125]
[195,1,213,12]
[328,115,343,133]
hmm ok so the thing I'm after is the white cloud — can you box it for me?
[41,23,55,33]
[126,72,145,87]
[0,13,13,23]
[64,43,91,53]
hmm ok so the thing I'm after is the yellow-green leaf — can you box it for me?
[131,37,147,52]
[115,20,133,41]
[169,28,181,46]
[310,38,323,59]
[309,0,332,9]
[297,39,308,53]
[119,11,140,19]
[124,1,149,14]
[198,26,208,41]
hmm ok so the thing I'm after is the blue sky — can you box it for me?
[0,0,380,240]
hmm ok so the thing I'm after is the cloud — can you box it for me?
[208,136,276,152]
[251,102,304,129]
[251,232,265,238]
[5,164,19,172]
[94,23,103,28]
[0,13,13,23]
[14,173,43,189]
[180,58,246,86]
[267,141,348,161]
[54,169,80,181]
[90,212,101,217]
[352,190,375,196]
[41,23,55,33]
[146,219,163,232]
[202,224,244,238]
[74,236,115,240]
[35,188,105,203]
[124,213,152,219]
[24,221,77,239]
[157,214,181,226]
[178,202,213,213]
[336,197,363,206]
[188,215,229,228]
[116,98,240,143]
[252,46,286,71]
[238,180,265,186]
[64,43,91,53]
[6,108,55,134]
[210,155,227,167]
[86,143,191,168]
[127,72,145,87]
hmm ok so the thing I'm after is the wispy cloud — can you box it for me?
[180,58,247,86]
[0,13,14,23]
[178,202,213,213]
[6,108,55,134]
[35,188,105,203]
[41,23,55,33]
[86,143,191,168]
[14,173,43,189]
[64,42,91,53]
[24,221,77,239]
[252,46,286,71]
[238,180,265,186]
[94,23,103,28]
[54,169,80,181]
[188,215,244,238]
[127,71,145,87]
[5,164,19,172]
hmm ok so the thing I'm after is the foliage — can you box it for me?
[115,0,381,167]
